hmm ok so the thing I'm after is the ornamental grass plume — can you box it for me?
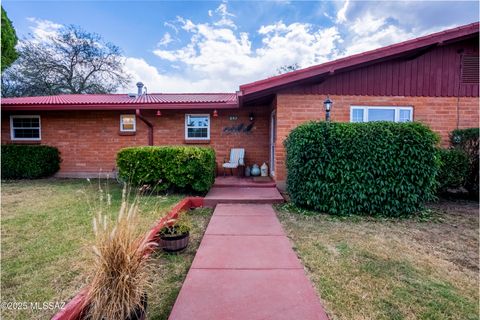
[84,187,155,320]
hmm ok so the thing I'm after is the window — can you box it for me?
[120,114,136,132]
[350,106,413,123]
[10,115,41,140]
[185,114,210,140]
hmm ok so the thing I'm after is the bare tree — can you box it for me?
[277,63,300,75]
[2,25,130,97]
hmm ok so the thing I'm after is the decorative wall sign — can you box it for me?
[222,122,255,134]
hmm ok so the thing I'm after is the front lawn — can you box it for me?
[1,179,212,320]
[276,200,479,320]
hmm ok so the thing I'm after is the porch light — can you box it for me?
[213,109,218,117]
[249,112,255,121]
[156,110,162,117]
[324,96,333,122]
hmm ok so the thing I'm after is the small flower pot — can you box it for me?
[159,231,190,252]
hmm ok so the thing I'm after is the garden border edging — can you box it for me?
[51,196,204,320]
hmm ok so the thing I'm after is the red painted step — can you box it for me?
[213,176,276,188]
[204,187,284,207]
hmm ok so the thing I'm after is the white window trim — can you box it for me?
[120,114,136,132]
[185,114,210,140]
[10,115,41,141]
[350,106,413,123]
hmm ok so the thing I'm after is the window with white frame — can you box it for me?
[120,114,136,132]
[350,106,413,123]
[10,115,41,140]
[185,114,210,140]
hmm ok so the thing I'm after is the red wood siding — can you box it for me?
[283,38,479,97]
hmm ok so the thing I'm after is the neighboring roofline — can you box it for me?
[239,21,479,98]
[2,102,239,111]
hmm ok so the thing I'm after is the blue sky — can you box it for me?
[3,1,479,92]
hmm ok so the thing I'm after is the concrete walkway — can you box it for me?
[169,203,329,320]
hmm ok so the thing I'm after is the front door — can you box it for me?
[270,110,276,177]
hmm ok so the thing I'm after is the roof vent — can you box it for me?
[127,93,137,98]
[136,82,144,96]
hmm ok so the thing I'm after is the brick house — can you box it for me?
[2,22,479,188]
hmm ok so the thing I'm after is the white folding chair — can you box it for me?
[222,148,245,176]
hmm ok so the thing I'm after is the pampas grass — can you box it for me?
[85,187,155,320]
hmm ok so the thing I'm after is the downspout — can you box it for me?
[456,49,464,130]
[136,109,153,146]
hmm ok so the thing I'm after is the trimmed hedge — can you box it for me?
[450,128,479,199]
[1,144,61,179]
[116,146,216,193]
[437,148,469,192]
[285,121,439,217]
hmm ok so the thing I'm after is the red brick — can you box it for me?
[2,94,478,184]
[1,108,270,177]
[273,94,479,185]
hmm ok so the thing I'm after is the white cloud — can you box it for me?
[336,0,350,23]
[339,4,459,57]
[157,32,173,46]
[149,6,342,92]
[176,16,196,32]
[258,21,288,35]
[124,57,231,92]
[349,13,385,36]
[141,0,464,92]
[344,24,414,56]
[164,21,179,34]
[214,2,236,29]
[25,1,475,94]
[26,17,62,42]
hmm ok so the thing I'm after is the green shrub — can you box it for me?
[1,144,61,179]
[450,128,479,199]
[116,146,216,193]
[437,148,469,192]
[285,121,439,217]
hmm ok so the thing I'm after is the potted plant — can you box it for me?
[83,193,154,320]
[158,214,191,252]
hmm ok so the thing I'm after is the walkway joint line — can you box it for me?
[168,203,329,320]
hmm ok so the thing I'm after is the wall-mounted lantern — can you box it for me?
[156,110,162,117]
[323,96,333,122]
[249,112,255,121]
[213,109,218,117]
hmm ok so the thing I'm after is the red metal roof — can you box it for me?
[2,93,238,111]
[239,22,479,97]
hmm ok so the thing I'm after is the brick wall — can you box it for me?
[274,94,479,188]
[1,107,270,177]
[3,94,477,182]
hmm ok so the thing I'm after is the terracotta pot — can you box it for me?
[159,231,190,252]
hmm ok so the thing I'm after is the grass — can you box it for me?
[1,179,212,320]
[147,207,212,320]
[276,200,479,320]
